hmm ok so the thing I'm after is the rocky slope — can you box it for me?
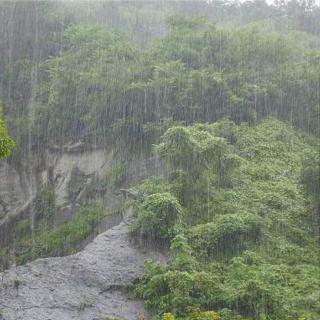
[0,215,150,320]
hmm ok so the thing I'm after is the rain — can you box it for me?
[0,1,319,319]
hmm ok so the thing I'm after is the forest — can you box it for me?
[0,1,319,320]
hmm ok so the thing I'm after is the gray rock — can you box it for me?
[0,220,149,320]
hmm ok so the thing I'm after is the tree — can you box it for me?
[156,123,241,187]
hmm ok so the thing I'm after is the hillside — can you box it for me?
[0,1,319,320]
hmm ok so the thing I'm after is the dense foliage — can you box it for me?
[30,17,319,151]
[132,119,319,320]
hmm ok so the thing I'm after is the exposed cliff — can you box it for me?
[0,146,161,250]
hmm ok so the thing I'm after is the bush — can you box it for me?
[35,186,55,221]
[131,193,183,241]
[135,259,224,316]
[189,214,263,258]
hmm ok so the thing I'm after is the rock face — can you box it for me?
[0,217,149,320]
[0,146,162,247]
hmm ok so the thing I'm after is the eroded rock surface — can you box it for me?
[0,219,149,320]
[0,147,162,248]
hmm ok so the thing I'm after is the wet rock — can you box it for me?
[53,149,109,208]
[0,220,149,320]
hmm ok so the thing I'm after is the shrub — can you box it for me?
[131,193,183,241]
[35,186,55,221]
[0,118,15,159]
[187,309,221,320]
[189,214,263,258]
